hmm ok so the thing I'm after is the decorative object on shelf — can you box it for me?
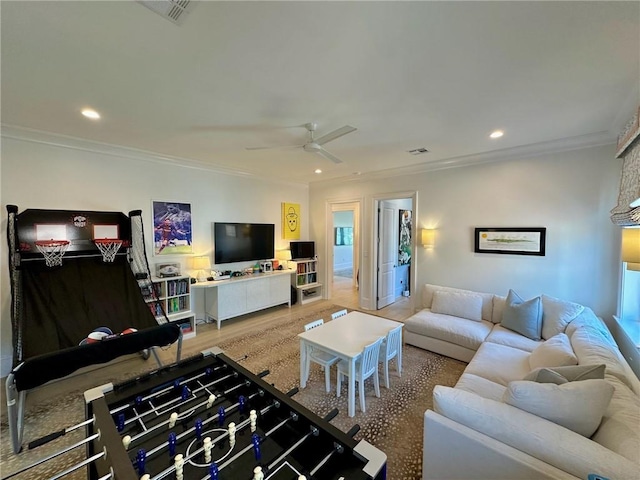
[260,260,273,272]
[281,202,301,240]
[152,201,193,255]
[621,228,640,271]
[156,262,181,277]
[474,227,547,256]
[334,227,353,246]
[420,228,436,249]
[399,209,412,265]
[192,255,211,282]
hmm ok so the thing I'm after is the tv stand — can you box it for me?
[191,270,291,329]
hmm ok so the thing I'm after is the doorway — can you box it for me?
[373,194,415,310]
[327,201,360,309]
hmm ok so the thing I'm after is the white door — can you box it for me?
[377,202,396,309]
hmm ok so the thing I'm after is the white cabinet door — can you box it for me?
[246,277,270,311]
[217,282,247,319]
[270,274,290,304]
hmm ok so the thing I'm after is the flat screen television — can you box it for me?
[290,241,315,260]
[214,222,274,264]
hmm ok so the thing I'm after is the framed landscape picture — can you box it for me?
[474,227,546,256]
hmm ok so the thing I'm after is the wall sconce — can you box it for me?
[621,228,640,271]
[192,255,212,282]
[276,249,292,269]
[420,228,436,249]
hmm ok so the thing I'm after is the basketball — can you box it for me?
[87,331,109,343]
[121,328,138,335]
[93,326,113,336]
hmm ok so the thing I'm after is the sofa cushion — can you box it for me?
[500,290,543,340]
[524,364,605,384]
[422,284,494,322]
[403,309,493,351]
[465,342,531,386]
[454,373,506,402]
[528,333,577,370]
[503,379,614,437]
[591,376,640,464]
[491,294,506,324]
[484,324,543,352]
[432,386,639,479]
[431,290,483,321]
[541,294,584,340]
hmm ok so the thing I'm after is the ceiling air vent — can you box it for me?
[138,0,194,25]
[407,147,429,155]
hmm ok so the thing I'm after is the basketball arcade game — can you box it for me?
[5,205,183,456]
[84,348,386,480]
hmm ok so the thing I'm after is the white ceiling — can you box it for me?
[2,1,639,185]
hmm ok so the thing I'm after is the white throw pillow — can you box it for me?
[500,289,543,340]
[541,294,584,340]
[504,379,614,437]
[528,333,577,370]
[524,364,606,385]
[431,290,483,322]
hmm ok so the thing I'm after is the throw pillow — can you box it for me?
[541,294,584,340]
[500,289,543,340]
[503,379,614,437]
[524,364,606,385]
[528,333,578,370]
[431,290,483,322]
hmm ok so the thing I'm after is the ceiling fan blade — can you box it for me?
[315,125,357,145]
[316,147,343,164]
[245,144,304,151]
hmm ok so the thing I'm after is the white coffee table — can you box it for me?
[298,311,403,417]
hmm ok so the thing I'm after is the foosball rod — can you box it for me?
[309,424,361,477]
[1,432,100,480]
[28,417,95,450]
[47,448,107,480]
[111,365,230,415]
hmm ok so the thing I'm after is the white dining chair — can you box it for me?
[379,325,403,388]
[331,309,348,320]
[303,319,339,392]
[336,336,384,413]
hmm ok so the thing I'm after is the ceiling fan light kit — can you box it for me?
[246,122,356,164]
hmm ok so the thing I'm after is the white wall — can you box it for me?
[310,144,623,318]
[0,135,309,376]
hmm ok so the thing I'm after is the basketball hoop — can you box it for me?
[35,240,70,267]
[94,238,123,263]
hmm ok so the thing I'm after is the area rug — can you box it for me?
[334,268,353,278]
[0,304,466,480]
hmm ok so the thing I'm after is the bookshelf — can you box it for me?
[293,259,323,304]
[141,275,196,339]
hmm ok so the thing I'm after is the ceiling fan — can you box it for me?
[246,122,357,164]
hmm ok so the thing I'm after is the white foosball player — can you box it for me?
[207,394,216,409]
[253,466,264,480]
[169,412,178,429]
[175,453,184,480]
[250,409,257,432]
[204,436,212,463]
[121,435,131,450]
[228,422,236,449]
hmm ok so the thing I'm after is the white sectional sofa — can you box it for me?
[404,284,640,480]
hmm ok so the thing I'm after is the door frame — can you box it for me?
[370,191,418,312]
[325,199,362,301]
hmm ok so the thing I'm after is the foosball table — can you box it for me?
[83,347,387,480]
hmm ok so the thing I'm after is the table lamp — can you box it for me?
[276,249,292,269]
[193,255,212,282]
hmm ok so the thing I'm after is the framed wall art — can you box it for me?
[152,201,193,255]
[474,227,546,256]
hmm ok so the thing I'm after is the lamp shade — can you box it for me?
[192,256,211,271]
[276,249,292,261]
[420,228,435,248]
[622,228,640,271]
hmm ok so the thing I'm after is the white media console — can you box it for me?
[191,270,291,329]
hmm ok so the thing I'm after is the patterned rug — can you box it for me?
[334,268,353,278]
[0,304,466,480]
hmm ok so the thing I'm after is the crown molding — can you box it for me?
[312,130,617,186]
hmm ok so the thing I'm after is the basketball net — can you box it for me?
[94,239,123,262]
[35,240,70,267]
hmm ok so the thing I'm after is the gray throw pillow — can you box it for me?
[525,364,605,385]
[501,289,543,341]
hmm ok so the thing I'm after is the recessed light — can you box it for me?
[314,169,322,174]
[490,130,504,139]
[81,108,101,120]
